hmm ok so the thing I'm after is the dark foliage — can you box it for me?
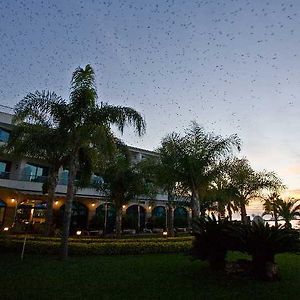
[191,215,231,270]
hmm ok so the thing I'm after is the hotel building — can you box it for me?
[0,108,190,234]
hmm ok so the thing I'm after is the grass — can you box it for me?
[0,252,299,300]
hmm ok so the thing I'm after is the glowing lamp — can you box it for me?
[3,227,9,231]
[122,205,126,209]
[92,203,95,207]
[11,198,16,203]
[76,230,82,236]
[162,231,168,236]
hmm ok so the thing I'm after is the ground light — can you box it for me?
[76,230,82,236]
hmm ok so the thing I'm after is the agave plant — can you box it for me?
[229,222,300,280]
[191,215,231,270]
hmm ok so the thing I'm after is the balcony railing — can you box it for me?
[0,171,103,187]
[0,171,10,179]
[0,171,47,183]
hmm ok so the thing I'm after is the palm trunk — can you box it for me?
[191,189,200,219]
[166,202,174,237]
[115,205,122,239]
[103,202,108,236]
[60,159,77,260]
[217,203,226,221]
[227,204,233,221]
[44,169,59,236]
[240,201,248,224]
[273,207,279,227]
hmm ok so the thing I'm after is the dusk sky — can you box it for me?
[1,0,300,193]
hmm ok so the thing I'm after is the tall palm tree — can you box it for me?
[207,167,234,220]
[161,123,241,218]
[262,192,282,227]
[227,158,284,223]
[138,149,186,237]
[60,65,145,258]
[3,91,67,236]
[276,198,300,228]
[95,143,149,238]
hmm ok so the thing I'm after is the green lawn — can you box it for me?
[0,253,299,300]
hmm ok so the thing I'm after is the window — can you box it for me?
[33,202,47,219]
[0,160,11,179]
[0,200,6,226]
[0,128,10,143]
[23,163,48,182]
[58,169,69,185]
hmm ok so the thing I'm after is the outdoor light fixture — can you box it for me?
[162,231,168,236]
[76,230,82,236]
[11,198,15,203]
[55,201,59,205]
[122,205,126,209]
[3,227,9,231]
[91,203,95,207]
[148,206,152,210]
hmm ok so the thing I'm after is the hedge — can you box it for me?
[3,235,193,244]
[0,238,192,256]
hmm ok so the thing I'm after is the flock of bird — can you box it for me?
[0,1,299,186]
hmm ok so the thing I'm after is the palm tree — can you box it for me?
[95,143,149,238]
[276,198,300,228]
[60,65,145,257]
[262,192,282,227]
[161,123,241,218]
[227,158,284,223]
[138,149,186,237]
[3,91,67,236]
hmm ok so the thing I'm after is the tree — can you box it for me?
[138,148,186,237]
[227,158,283,223]
[276,198,300,228]
[205,162,238,220]
[3,91,67,236]
[161,123,240,218]
[95,143,149,238]
[59,65,145,257]
[6,65,145,257]
[262,192,282,227]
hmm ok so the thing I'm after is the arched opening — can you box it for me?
[59,201,88,234]
[152,206,166,229]
[124,205,146,231]
[0,200,6,227]
[16,202,35,224]
[90,203,116,233]
[174,207,188,228]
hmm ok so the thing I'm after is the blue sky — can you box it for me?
[1,0,300,191]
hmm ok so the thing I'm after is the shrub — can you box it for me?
[191,215,231,270]
[229,222,300,279]
[0,238,192,256]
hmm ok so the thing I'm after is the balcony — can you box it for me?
[0,172,101,198]
[0,172,172,202]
